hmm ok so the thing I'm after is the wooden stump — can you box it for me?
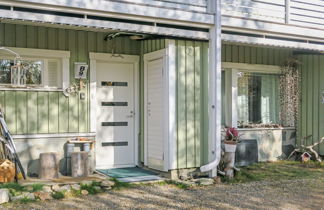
[224,152,235,178]
[39,152,59,179]
[71,152,89,177]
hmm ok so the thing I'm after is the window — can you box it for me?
[237,72,280,125]
[0,47,70,89]
[221,63,282,128]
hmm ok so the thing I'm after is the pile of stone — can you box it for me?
[0,179,115,204]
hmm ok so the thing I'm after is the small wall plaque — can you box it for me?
[75,62,88,79]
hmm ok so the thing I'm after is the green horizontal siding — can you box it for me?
[0,23,140,134]
[298,55,324,155]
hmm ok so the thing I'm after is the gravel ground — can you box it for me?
[2,178,324,210]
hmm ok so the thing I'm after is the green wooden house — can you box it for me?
[0,0,323,178]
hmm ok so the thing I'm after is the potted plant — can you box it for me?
[224,127,240,153]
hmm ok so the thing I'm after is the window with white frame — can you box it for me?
[222,64,282,128]
[0,47,69,89]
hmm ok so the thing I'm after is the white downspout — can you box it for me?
[200,0,222,175]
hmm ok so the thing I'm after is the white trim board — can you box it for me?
[143,49,169,172]
[222,62,281,74]
[12,133,96,139]
[89,52,140,166]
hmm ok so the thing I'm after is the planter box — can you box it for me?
[224,142,237,153]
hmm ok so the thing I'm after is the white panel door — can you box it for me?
[96,61,135,169]
[147,58,164,171]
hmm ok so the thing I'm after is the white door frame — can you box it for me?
[143,49,169,172]
[89,52,140,167]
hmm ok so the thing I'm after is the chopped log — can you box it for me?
[71,152,89,177]
[39,152,59,179]
[223,152,235,178]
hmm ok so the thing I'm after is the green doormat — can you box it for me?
[97,167,162,183]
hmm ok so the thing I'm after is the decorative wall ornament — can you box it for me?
[279,58,302,127]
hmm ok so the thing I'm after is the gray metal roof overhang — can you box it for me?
[222,34,324,53]
[0,8,210,40]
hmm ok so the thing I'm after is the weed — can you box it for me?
[165,180,190,189]
[52,191,65,199]
[29,184,44,192]
[0,183,24,191]
[80,181,102,194]
[111,178,133,190]
[19,197,34,204]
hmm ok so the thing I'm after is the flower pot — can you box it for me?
[224,141,237,153]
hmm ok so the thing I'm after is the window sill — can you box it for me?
[237,127,295,131]
[0,86,64,92]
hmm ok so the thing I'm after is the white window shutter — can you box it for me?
[47,60,62,88]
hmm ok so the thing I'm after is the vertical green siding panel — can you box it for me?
[194,42,201,167]
[231,45,239,63]
[0,24,4,46]
[238,46,245,63]
[177,40,187,168]
[37,27,46,49]
[225,44,232,62]
[15,25,26,48]
[4,24,15,47]
[27,92,38,133]
[186,41,195,168]
[262,48,268,65]
[161,39,165,49]
[300,56,307,146]
[26,26,37,48]
[37,92,49,134]
[256,47,263,64]
[306,56,313,146]
[250,47,257,64]
[268,48,274,65]
[47,28,57,50]
[96,33,104,53]
[48,92,59,133]
[274,48,280,65]
[221,44,225,62]
[16,91,27,134]
[57,29,66,51]
[68,30,79,132]
[319,57,324,153]
[244,46,251,64]
[78,31,88,132]
[313,56,319,150]
[58,94,69,133]
[4,91,16,134]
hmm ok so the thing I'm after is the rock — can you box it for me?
[58,185,71,192]
[71,184,81,191]
[196,178,214,186]
[81,190,88,195]
[214,177,222,184]
[100,180,115,188]
[102,186,112,191]
[25,185,34,192]
[0,189,10,204]
[10,192,35,202]
[80,180,93,186]
[52,184,61,192]
[42,186,52,193]
[34,192,52,201]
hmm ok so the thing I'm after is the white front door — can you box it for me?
[145,53,166,171]
[96,61,135,169]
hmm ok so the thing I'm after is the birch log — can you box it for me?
[224,152,235,178]
[71,152,89,177]
[39,152,59,179]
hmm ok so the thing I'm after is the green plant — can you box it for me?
[111,178,133,190]
[52,191,65,199]
[0,183,24,191]
[165,180,190,189]
[80,182,102,194]
[19,197,34,204]
[29,184,44,192]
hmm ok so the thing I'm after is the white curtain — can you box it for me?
[237,75,249,123]
[261,75,279,124]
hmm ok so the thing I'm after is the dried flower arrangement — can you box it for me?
[224,127,240,143]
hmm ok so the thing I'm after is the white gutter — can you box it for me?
[200,0,222,176]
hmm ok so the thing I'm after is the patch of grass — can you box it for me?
[165,180,190,189]
[80,181,102,194]
[111,178,133,190]
[222,161,324,184]
[29,184,44,192]
[19,197,34,204]
[51,191,65,199]
[0,183,24,191]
